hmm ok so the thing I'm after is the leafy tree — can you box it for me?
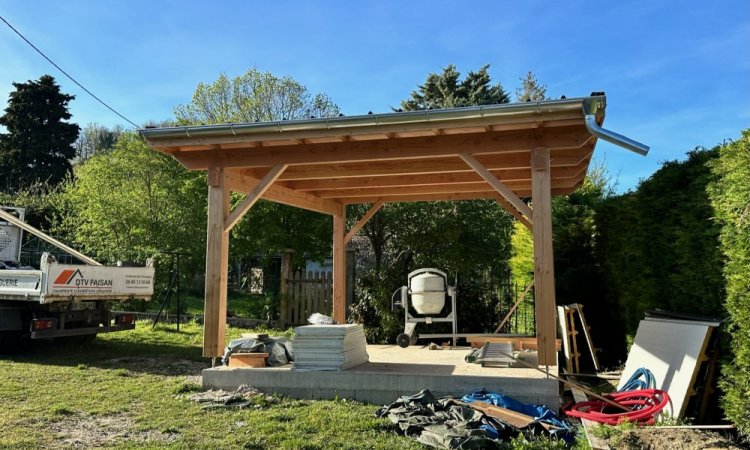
[708,130,750,435]
[74,123,125,161]
[0,75,80,191]
[174,68,342,270]
[174,68,339,125]
[515,71,548,102]
[57,133,207,279]
[399,64,510,111]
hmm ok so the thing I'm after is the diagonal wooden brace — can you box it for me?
[224,164,287,232]
[344,200,384,244]
[460,152,533,224]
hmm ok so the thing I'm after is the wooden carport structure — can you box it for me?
[140,94,647,366]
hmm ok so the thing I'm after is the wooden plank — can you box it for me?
[572,304,601,371]
[468,401,539,429]
[568,308,581,373]
[226,170,341,216]
[569,382,612,450]
[228,352,269,368]
[531,147,557,366]
[344,200,384,244]
[224,164,287,232]
[169,128,592,169]
[460,152,534,222]
[558,306,573,373]
[332,205,346,323]
[203,166,230,358]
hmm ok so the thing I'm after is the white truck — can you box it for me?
[0,207,155,351]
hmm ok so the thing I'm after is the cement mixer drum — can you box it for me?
[409,270,446,314]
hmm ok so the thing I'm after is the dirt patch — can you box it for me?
[614,428,744,450]
[48,413,179,449]
[103,357,208,376]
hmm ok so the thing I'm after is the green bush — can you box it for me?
[709,130,750,435]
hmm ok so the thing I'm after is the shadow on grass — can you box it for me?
[2,335,211,377]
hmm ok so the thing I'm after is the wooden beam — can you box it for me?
[243,147,593,181]
[203,166,230,358]
[224,164,287,232]
[226,170,341,216]
[332,205,346,323]
[460,152,534,222]
[311,178,582,200]
[284,163,587,191]
[344,200,384,244]
[340,189,573,205]
[169,128,592,169]
[492,193,532,230]
[531,147,557,366]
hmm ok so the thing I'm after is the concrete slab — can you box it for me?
[203,345,560,408]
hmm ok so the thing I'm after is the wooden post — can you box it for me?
[531,147,557,366]
[203,166,230,358]
[332,204,346,323]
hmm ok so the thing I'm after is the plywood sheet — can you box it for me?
[618,318,711,417]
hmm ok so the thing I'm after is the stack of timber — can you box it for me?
[292,324,369,371]
[557,303,600,373]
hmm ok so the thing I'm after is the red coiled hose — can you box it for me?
[565,389,670,425]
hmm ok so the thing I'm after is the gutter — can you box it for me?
[139,97,591,140]
[584,114,649,156]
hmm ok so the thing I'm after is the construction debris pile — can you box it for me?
[376,389,572,449]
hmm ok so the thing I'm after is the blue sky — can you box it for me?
[1,0,748,190]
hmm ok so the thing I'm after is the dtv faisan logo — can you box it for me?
[53,269,113,289]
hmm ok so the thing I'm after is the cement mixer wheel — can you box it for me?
[396,333,411,348]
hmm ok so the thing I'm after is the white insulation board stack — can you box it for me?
[618,317,717,418]
[292,324,369,371]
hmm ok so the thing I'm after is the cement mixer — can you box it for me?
[391,268,458,348]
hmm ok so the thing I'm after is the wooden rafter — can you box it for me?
[168,127,592,170]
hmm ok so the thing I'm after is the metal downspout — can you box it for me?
[584,115,649,156]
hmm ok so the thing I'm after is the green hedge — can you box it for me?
[709,130,750,434]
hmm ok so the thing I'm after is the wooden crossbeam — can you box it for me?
[224,164,287,232]
[340,188,575,205]
[460,152,534,222]
[344,200,384,244]
[284,164,587,191]
[249,148,593,181]
[226,170,341,216]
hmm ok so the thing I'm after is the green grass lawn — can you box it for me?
[0,321,423,450]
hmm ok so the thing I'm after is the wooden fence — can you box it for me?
[281,270,333,325]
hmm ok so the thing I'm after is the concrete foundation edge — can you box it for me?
[202,367,560,409]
